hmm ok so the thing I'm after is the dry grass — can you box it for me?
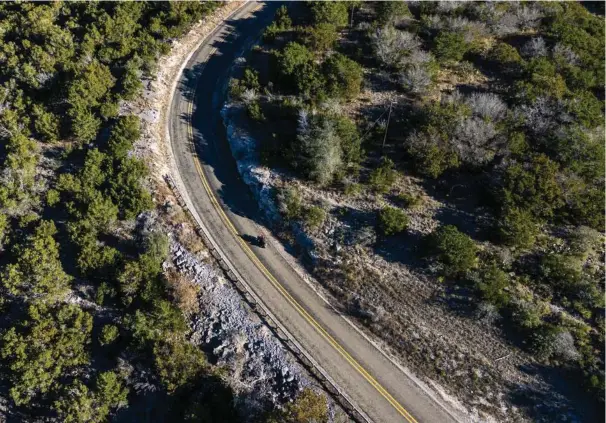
[166,269,200,315]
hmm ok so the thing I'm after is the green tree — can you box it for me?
[153,337,207,393]
[99,325,119,346]
[369,158,397,194]
[293,113,342,185]
[309,2,348,27]
[332,115,361,166]
[375,1,411,26]
[502,155,564,220]
[377,206,409,236]
[428,225,478,277]
[2,220,71,300]
[280,42,314,76]
[53,372,128,423]
[305,23,338,53]
[433,32,469,62]
[278,186,302,220]
[476,263,510,308]
[323,53,363,100]
[498,206,540,250]
[1,303,92,405]
[32,104,60,142]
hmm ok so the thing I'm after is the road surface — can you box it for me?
[168,3,458,422]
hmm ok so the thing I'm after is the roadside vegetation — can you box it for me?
[228,2,604,421]
[0,3,328,422]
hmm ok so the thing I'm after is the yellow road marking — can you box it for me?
[184,32,418,423]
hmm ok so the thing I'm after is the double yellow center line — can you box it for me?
[184,39,418,423]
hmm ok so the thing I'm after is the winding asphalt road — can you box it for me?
[168,3,459,422]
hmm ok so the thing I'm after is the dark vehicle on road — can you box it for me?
[257,234,266,248]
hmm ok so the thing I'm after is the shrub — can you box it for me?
[278,186,302,220]
[400,65,432,94]
[428,225,478,277]
[371,26,421,69]
[377,207,409,236]
[476,263,510,308]
[277,388,329,423]
[497,206,539,250]
[369,158,397,194]
[521,37,548,59]
[406,130,459,178]
[433,31,469,62]
[489,42,522,72]
[539,253,583,292]
[452,117,498,165]
[466,92,507,121]
[518,57,569,101]
[375,1,411,26]
[310,1,348,27]
[332,115,361,166]
[397,192,423,208]
[304,206,326,231]
[305,23,338,53]
[99,325,119,346]
[528,324,561,360]
[246,101,265,121]
[510,296,546,330]
[242,67,261,91]
[502,154,564,220]
[323,53,363,100]
[564,90,604,128]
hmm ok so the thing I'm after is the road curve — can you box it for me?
[168,3,458,422]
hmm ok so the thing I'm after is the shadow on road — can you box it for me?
[177,3,280,228]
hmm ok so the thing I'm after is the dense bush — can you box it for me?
[428,225,478,277]
[323,53,363,100]
[304,205,327,231]
[304,23,339,53]
[309,1,348,28]
[433,31,469,62]
[369,158,397,194]
[501,155,564,220]
[497,206,540,250]
[377,207,409,236]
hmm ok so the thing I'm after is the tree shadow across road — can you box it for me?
[176,2,281,227]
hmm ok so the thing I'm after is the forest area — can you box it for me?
[0,2,329,423]
[226,1,605,422]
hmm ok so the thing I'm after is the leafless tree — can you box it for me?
[400,65,431,94]
[453,117,498,165]
[241,88,258,104]
[521,37,548,59]
[408,49,434,67]
[516,5,544,30]
[553,43,580,66]
[466,92,508,121]
[516,96,572,136]
[436,1,465,14]
[371,26,421,68]
[552,330,580,362]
